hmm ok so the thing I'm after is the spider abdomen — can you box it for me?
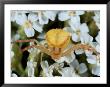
[46,29,70,48]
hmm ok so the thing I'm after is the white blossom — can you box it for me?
[11,73,18,77]
[58,67,79,77]
[31,11,58,25]
[40,61,53,77]
[27,59,37,77]
[70,59,87,75]
[55,52,75,63]
[41,61,65,77]
[11,10,29,22]
[80,33,93,44]
[15,12,43,37]
[75,49,84,55]
[67,16,89,42]
[85,50,100,76]
[92,64,100,76]
[58,11,85,21]
[85,50,97,64]
[78,63,88,74]
[11,44,14,59]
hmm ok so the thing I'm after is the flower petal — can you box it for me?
[56,53,75,63]
[92,65,100,76]
[44,11,57,21]
[37,32,45,39]
[11,73,18,77]
[15,12,27,25]
[85,50,93,57]
[11,51,14,59]
[59,67,75,77]
[69,16,80,30]
[32,22,43,33]
[80,33,93,44]
[78,63,87,74]
[70,59,79,70]
[72,33,80,42]
[96,44,100,53]
[41,61,49,73]
[79,23,89,33]
[87,55,97,64]
[28,13,38,22]
[38,13,49,24]
[11,11,16,22]
[24,28,35,37]
[75,49,84,55]
[58,11,70,21]
[27,60,36,77]
[75,11,85,15]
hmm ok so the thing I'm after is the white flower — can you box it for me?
[67,16,89,42]
[42,11,58,21]
[11,11,16,22]
[58,11,85,21]
[78,63,88,74]
[11,70,18,77]
[85,50,97,64]
[28,42,39,55]
[55,52,75,63]
[58,67,79,77]
[93,11,100,29]
[72,23,89,42]
[11,44,14,59]
[15,12,43,37]
[27,59,37,77]
[92,65,100,76]
[70,59,87,74]
[85,50,100,76]
[11,73,18,77]
[11,51,14,59]
[40,61,53,77]
[11,10,29,22]
[31,11,58,25]
[37,32,45,40]
[41,61,65,77]
[75,49,84,55]
[80,33,93,45]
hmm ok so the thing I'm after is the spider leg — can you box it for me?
[13,39,51,56]
[20,42,51,56]
[21,45,36,52]
[62,44,99,56]
[35,44,51,56]
[12,39,36,43]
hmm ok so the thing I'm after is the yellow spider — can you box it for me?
[15,29,99,61]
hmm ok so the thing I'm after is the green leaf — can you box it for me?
[88,21,99,38]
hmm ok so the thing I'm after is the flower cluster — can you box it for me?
[11,10,100,77]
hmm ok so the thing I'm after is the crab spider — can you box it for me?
[14,29,99,61]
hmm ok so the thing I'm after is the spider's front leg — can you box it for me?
[14,39,51,56]
[62,44,99,57]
